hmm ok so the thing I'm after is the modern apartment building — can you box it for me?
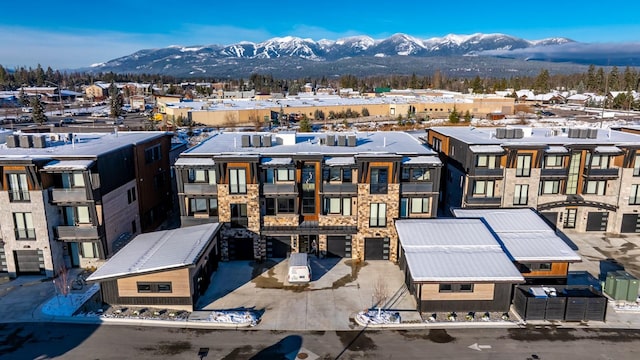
[0,131,172,277]
[175,131,442,262]
[427,126,640,234]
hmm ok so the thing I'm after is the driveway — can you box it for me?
[196,258,421,330]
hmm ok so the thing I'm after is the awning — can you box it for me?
[261,157,293,166]
[325,157,355,166]
[402,156,441,165]
[43,159,94,171]
[469,145,505,154]
[545,146,569,154]
[594,146,623,154]
[174,157,215,166]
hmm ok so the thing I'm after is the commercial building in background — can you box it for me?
[174,131,442,262]
[0,131,172,277]
[427,126,640,234]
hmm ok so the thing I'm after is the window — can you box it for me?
[540,180,561,195]
[153,173,165,190]
[127,187,136,204]
[276,168,295,182]
[301,164,316,214]
[7,173,30,202]
[431,137,442,152]
[265,198,296,215]
[188,169,216,184]
[584,180,606,195]
[370,167,388,194]
[229,168,247,194]
[369,203,387,227]
[634,155,640,176]
[516,154,532,177]
[13,212,35,240]
[61,172,85,188]
[545,155,564,168]
[324,197,352,216]
[566,152,581,195]
[401,167,431,182]
[230,203,248,227]
[513,184,529,205]
[586,153,610,169]
[472,180,495,197]
[189,198,218,216]
[439,283,474,293]
[400,197,431,217]
[322,167,352,183]
[520,263,553,272]
[476,155,497,169]
[144,145,162,164]
[631,185,640,205]
[80,242,100,258]
[136,282,172,293]
[63,206,91,225]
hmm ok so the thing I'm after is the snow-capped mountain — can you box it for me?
[83,33,639,77]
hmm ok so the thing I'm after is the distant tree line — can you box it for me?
[1,63,639,96]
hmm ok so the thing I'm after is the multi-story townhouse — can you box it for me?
[175,131,441,262]
[0,131,172,277]
[427,126,640,234]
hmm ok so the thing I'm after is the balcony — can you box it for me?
[465,196,502,207]
[470,168,504,178]
[183,183,217,195]
[322,183,357,194]
[583,167,619,179]
[50,188,88,203]
[400,182,434,194]
[541,168,569,178]
[56,225,100,241]
[263,183,297,195]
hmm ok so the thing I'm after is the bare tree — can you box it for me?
[373,275,389,318]
[53,264,71,300]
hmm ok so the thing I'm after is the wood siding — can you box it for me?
[417,283,513,313]
[522,262,569,278]
[116,268,192,297]
[421,283,495,301]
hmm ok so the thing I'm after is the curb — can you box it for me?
[352,312,521,329]
[37,315,255,329]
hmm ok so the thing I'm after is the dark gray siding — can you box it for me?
[417,283,514,313]
[99,280,193,307]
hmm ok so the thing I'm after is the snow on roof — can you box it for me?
[469,145,505,154]
[395,219,524,282]
[402,156,441,165]
[594,146,623,154]
[174,157,215,166]
[87,223,221,282]
[452,208,581,262]
[545,146,569,154]
[261,157,293,165]
[43,159,94,170]
[325,156,355,166]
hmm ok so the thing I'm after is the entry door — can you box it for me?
[564,208,577,229]
[299,235,317,254]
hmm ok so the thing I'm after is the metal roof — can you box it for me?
[325,156,355,166]
[395,219,524,282]
[452,208,581,262]
[545,146,569,154]
[261,157,293,165]
[402,156,442,165]
[43,159,94,170]
[469,145,505,154]
[174,157,215,166]
[87,223,221,282]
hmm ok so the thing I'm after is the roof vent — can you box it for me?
[32,134,47,148]
[6,134,19,148]
[326,134,336,146]
[347,134,357,147]
[19,135,33,148]
[495,128,507,139]
[241,134,251,147]
[262,135,272,147]
[588,128,598,139]
[252,134,262,147]
[568,128,590,139]
[337,134,346,146]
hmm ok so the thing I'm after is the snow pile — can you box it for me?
[612,301,640,312]
[200,310,260,326]
[356,310,401,325]
[41,284,100,317]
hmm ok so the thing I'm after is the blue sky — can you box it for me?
[1,0,639,69]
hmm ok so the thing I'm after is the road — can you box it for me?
[0,323,638,359]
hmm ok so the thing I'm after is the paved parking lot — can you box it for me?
[196,258,421,330]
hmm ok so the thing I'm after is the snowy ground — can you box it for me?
[41,284,100,317]
[356,310,402,325]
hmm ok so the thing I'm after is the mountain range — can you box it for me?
[85,33,640,78]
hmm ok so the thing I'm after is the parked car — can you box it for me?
[60,118,77,126]
[18,115,32,123]
[109,117,124,125]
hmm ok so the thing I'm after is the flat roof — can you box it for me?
[185,131,440,159]
[87,223,221,281]
[452,208,581,262]
[429,126,640,147]
[395,219,524,282]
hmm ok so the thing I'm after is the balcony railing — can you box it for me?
[465,196,502,207]
[8,190,30,202]
[322,183,358,194]
[370,183,388,194]
[56,225,100,241]
[470,168,504,178]
[540,168,569,178]
[583,167,619,179]
[263,183,297,195]
[50,188,88,203]
[400,182,434,194]
[15,228,36,240]
[183,183,217,195]
[230,217,249,228]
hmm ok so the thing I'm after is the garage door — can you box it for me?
[326,236,351,258]
[0,246,8,273]
[228,238,254,260]
[266,236,291,258]
[364,237,389,260]
[621,214,640,233]
[14,250,45,275]
[540,212,558,229]
[586,212,609,232]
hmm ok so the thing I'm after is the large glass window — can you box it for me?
[545,155,564,168]
[61,172,85,188]
[369,203,387,227]
[7,173,30,202]
[631,185,640,205]
[540,180,561,195]
[301,164,316,214]
[13,212,35,240]
[81,242,100,258]
[189,198,218,216]
[584,180,606,195]
[401,167,431,182]
[566,152,582,195]
[265,198,296,215]
[324,197,351,216]
[400,197,431,217]
[513,184,529,205]
[634,154,640,176]
[63,206,91,225]
[516,154,532,177]
[586,153,610,169]
[323,168,353,183]
[476,155,497,169]
[472,180,495,197]
[230,203,248,227]
[188,169,215,184]
[229,168,247,194]
[370,168,388,194]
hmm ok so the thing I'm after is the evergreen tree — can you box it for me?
[30,96,46,125]
[533,69,550,93]
[471,76,483,94]
[361,107,370,117]
[609,66,620,91]
[449,107,460,124]
[586,65,597,91]
[109,81,123,118]
[464,110,472,122]
[299,116,312,132]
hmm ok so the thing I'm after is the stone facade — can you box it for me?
[217,183,262,260]
[355,183,400,262]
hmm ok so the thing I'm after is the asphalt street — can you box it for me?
[1,322,639,360]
